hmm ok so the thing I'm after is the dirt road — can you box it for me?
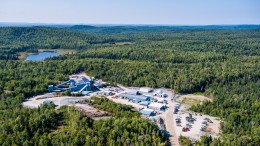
[162,99,180,146]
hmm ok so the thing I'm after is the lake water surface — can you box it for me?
[25,52,60,61]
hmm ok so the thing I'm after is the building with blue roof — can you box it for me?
[140,108,154,116]
[119,93,151,102]
[139,101,150,106]
[48,76,94,93]
[69,77,94,92]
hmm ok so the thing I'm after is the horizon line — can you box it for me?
[0,22,260,27]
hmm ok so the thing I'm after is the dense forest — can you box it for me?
[0,96,166,145]
[0,25,259,145]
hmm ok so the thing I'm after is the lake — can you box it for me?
[25,52,60,61]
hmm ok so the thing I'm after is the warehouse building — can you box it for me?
[119,93,151,102]
[139,87,153,93]
[127,90,141,95]
[140,108,155,116]
[148,102,165,110]
[139,101,150,106]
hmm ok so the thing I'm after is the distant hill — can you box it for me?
[1,23,260,33]
[0,27,129,51]
[64,24,260,34]
[69,25,97,30]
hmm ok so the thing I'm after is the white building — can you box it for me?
[139,87,153,93]
[155,98,165,103]
[154,90,167,97]
[148,102,165,110]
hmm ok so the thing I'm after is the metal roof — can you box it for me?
[95,82,105,87]
[140,108,154,116]
[119,93,150,100]
[43,100,53,105]
[139,87,153,92]
[75,77,90,84]
[139,101,150,106]
[148,102,165,108]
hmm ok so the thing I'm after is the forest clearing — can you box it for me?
[22,72,221,145]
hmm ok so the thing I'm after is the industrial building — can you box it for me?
[119,93,151,102]
[148,102,165,110]
[139,101,150,106]
[140,108,154,116]
[69,77,94,92]
[139,87,153,93]
[127,90,141,95]
[48,76,94,93]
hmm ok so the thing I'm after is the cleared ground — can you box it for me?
[173,94,220,141]
[22,93,90,108]
[178,94,212,106]
[75,103,112,119]
[173,111,220,141]
[22,72,220,145]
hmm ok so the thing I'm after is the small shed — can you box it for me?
[48,85,54,92]
[43,100,53,105]
[148,102,165,110]
[140,108,154,116]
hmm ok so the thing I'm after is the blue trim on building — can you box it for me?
[140,109,154,116]
[139,101,150,106]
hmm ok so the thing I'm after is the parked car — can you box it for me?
[208,119,213,123]
[182,127,190,132]
[202,121,207,124]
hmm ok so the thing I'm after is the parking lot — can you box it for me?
[100,85,220,144]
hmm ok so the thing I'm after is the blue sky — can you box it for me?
[0,0,259,25]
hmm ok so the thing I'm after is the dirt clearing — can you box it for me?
[75,103,112,119]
